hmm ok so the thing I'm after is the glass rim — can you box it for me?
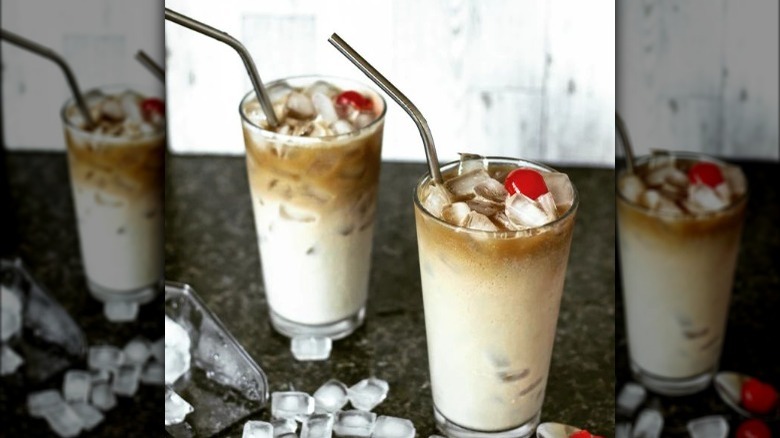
[413,156,580,237]
[616,151,748,218]
[238,74,388,145]
[60,84,165,142]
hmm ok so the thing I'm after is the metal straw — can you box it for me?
[615,112,636,173]
[164,8,279,128]
[0,28,94,128]
[328,33,443,184]
[135,50,164,81]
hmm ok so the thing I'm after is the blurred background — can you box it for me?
[163,0,615,166]
[618,0,779,160]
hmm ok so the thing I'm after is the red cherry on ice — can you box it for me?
[741,378,779,415]
[335,90,373,111]
[736,419,772,438]
[504,168,549,200]
[688,161,724,187]
[141,98,165,116]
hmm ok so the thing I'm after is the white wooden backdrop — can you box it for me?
[618,0,779,160]
[163,0,615,166]
[1,0,164,150]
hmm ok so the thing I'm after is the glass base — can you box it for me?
[433,405,539,438]
[630,360,714,396]
[87,278,159,305]
[269,306,365,340]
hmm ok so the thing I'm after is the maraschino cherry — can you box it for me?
[504,168,549,200]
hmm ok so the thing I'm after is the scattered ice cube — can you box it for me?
[243,420,274,438]
[347,377,389,411]
[473,178,507,202]
[331,119,354,135]
[272,418,298,437]
[140,360,165,385]
[120,92,143,123]
[715,181,732,201]
[88,345,124,371]
[645,166,673,187]
[617,382,646,417]
[723,164,746,196]
[618,174,645,204]
[466,198,502,216]
[537,192,558,218]
[165,386,194,426]
[505,193,555,228]
[27,389,65,418]
[313,379,349,413]
[457,153,488,175]
[69,402,104,431]
[165,316,191,384]
[464,211,498,231]
[354,112,374,129]
[632,408,663,438]
[441,202,471,226]
[333,410,376,437]
[1,285,22,341]
[286,92,315,119]
[62,370,91,402]
[304,81,339,99]
[301,413,335,438]
[42,402,84,437]
[686,415,728,438]
[123,337,151,365]
[639,190,661,210]
[373,416,416,438]
[150,337,164,363]
[103,301,139,322]
[271,391,315,420]
[420,183,452,217]
[445,169,491,198]
[542,172,575,209]
[90,382,117,411]
[112,364,141,396]
[313,92,339,124]
[1,344,24,375]
[688,184,728,211]
[100,97,125,121]
[291,336,332,361]
[615,422,632,438]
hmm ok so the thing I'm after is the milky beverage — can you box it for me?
[414,156,577,433]
[617,152,746,392]
[240,77,385,337]
[62,87,165,300]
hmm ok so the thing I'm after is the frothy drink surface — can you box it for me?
[617,152,746,381]
[415,156,577,430]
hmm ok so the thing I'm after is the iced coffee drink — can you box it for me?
[239,76,386,339]
[61,86,165,305]
[413,155,578,437]
[617,151,747,395]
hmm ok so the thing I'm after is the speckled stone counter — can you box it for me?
[1,151,163,437]
[616,159,780,436]
[164,155,615,437]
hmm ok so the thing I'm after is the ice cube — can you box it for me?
[639,190,661,210]
[331,119,354,135]
[313,92,339,123]
[291,336,332,361]
[272,418,298,436]
[420,183,452,217]
[90,369,111,383]
[616,382,646,417]
[457,153,488,175]
[120,92,143,123]
[347,377,389,411]
[492,212,517,231]
[286,92,315,119]
[305,81,340,99]
[165,387,194,426]
[464,211,498,231]
[269,82,294,102]
[100,97,125,121]
[90,382,117,411]
[542,172,575,209]
[373,416,416,438]
[150,337,164,362]
[123,337,151,365]
[645,166,673,187]
[657,197,682,214]
[271,391,315,420]
[104,301,139,322]
[505,193,555,228]
[723,164,746,197]
[616,422,632,438]
[112,364,141,396]
[165,316,191,384]
[686,415,728,438]
[333,410,376,437]
[618,174,645,204]
[466,198,502,216]
[42,402,84,437]
[536,192,558,218]
[243,420,274,438]
[441,202,471,226]
[63,370,91,403]
[1,344,24,375]
[69,402,104,431]
[313,379,349,413]
[301,413,335,438]
[141,360,165,385]
[27,389,65,418]
[88,345,124,371]
[354,112,374,129]
[1,286,22,341]
[632,408,663,438]
[688,183,728,211]
[666,167,689,186]
[715,182,731,201]
[473,178,507,202]
[445,169,491,198]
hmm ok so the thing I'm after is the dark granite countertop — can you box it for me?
[164,154,615,437]
[1,151,163,437]
[616,159,780,436]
